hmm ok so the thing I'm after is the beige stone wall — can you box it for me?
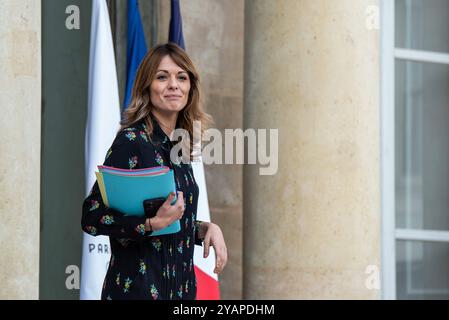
[0,0,41,299]
[157,0,244,299]
[243,0,380,299]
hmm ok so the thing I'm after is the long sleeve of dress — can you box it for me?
[81,131,148,240]
[194,220,205,246]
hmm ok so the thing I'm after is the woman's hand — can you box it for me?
[202,222,227,274]
[146,191,184,231]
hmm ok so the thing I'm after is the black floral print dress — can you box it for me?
[81,116,203,300]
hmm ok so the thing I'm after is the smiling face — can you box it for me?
[150,55,191,115]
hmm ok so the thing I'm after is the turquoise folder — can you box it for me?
[98,167,181,236]
[98,165,169,175]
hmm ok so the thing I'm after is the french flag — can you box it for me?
[80,0,120,300]
[123,0,147,111]
[169,0,220,300]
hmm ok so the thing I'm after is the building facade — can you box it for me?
[1,0,447,300]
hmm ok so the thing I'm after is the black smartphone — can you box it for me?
[142,197,166,218]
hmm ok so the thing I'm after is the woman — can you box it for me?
[81,43,227,300]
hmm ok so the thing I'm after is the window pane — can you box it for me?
[396,240,449,299]
[395,60,449,230]
[395,0,449,53]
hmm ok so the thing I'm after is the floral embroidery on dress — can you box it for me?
[155,151,164,166]
[89,200,99,211]
[184,174,189,187]
[166,263,170,279]
[128,156,138,169]
[123,277,132,293]
[177,241,183,254]
[169,245,173,256]
[85,226,97,235]
[151,238,162,251]
[177,285,183,298]
[139,131,148,142]
[115,273,121,286]
[135,224,145,236]
[100,215,114,225]
[139,260,147,275]
[170,289,174,300]
[125,131,137,141]
[189,193,193,204]
[150,284,159,300]
[186,236,190,249]
[172,265,176,278]
[183,262,187,272]
[185,280,189,293]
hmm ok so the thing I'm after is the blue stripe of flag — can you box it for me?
[123,0,148,112]
[169,0,185,50]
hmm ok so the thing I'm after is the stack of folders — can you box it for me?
[95,165,180,236]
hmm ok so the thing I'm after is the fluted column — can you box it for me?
[243,0,380,299]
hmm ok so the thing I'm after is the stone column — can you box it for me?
[243,0,380,299]
[0,0,41,299]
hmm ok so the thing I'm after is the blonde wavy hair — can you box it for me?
[120,42,212,159]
